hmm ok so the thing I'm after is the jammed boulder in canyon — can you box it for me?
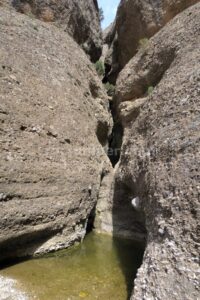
[0,7,112,262]
[2,0,102,62]
[104,0,199,83]
[114,3,200,299]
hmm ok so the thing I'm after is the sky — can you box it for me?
[98,0,120,29]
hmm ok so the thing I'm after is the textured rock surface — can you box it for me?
[0,275,28,300]
[1,0,102,62]
[104,0,199,83]
[115,4,200,299]
[0,7,112,262]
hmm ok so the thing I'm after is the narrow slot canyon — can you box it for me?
[0,1,199,300]
[0,66,147,300]
[93,62,148,298]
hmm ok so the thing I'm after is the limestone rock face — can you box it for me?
[115,4,200,299]
[0,8,112,262]
[105,0,199,83]
[2,0,102,62]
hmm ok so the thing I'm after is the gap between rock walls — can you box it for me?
[93,30,186,296]
[88,65,147,300]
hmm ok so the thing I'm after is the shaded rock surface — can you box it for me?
[0,7,112,262]
[1,0,102,62]
[94,162,147,243]
[104,0,199,83]
[114,4,200,299]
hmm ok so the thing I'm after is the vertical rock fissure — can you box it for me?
[108,99,124,166]
[86,205,96,234]
[93,72,148,299]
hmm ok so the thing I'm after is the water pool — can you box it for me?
[0,232,144,300]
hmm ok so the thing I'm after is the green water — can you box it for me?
[0,232,144,300]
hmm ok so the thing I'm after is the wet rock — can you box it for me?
[0,275,28,300]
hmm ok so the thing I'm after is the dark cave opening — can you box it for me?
[102,63,111,84]
[102,69,124,167]
[108,118,123,167]
[86,206,96,234]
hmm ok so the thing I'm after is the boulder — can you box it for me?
[0,7,112,262]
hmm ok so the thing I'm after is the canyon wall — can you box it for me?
[0,1,199,299]
[0,0,102,62]
[104,0,199,83]
[95,3,200,299]
[115,3,200,299]
[0,7,112,262]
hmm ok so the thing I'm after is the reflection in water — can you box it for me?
[112,237,144,299]
[1,232,143,300]
[112,177,146,299]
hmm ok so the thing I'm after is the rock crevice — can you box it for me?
[103,0,199,83]
[0,2,199,300]
[95,3,200,299]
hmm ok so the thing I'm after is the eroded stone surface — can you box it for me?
[115,4,200,299]
[0,0,102,62]
[0,8,112,261]
[104,0,199,83]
